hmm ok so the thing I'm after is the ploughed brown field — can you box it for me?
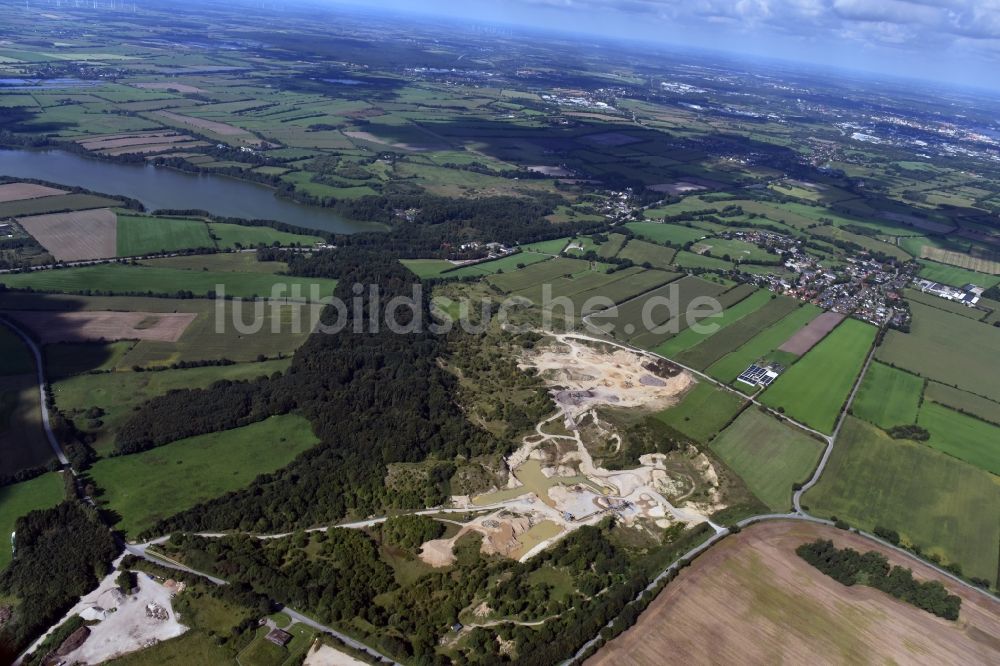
[79,132,198,151]
[16,208,117,261]
[0,182,67,203]
[588,520,1000,666]
[778,311,845,356]
[2,310,197,343]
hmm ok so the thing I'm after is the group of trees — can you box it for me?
[795,539,961,620]
[135,249,505,537]
[381,515,446,553]
[0,501,119,661]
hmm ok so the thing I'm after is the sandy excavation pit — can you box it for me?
[520,334,693,418]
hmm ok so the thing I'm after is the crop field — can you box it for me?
[903,288,984,320]
[88,415,319,536]
[624,221,707,246]
[924,382,1000,425]
[655,289,775,361]
[0,182,66,202]
[917,260,1000,289]
[595,233,627,258]
[655,381,746,444]
[589,520,1000,666]
[876,301,1000,403]
[0,473,65,570]
[673,295,800,370]
[139,253,289,274]
[0,325,36,376]
[777,311,845,356]
[804,417,1000,585]
[17,208,117,261]
[54,358,291,453]
[810,225,911,261]
[850,362,923,429]
[521,237,570,255]
[0,263,338,300]
[442,252,553,280]
[705,304,821,384]
[116,214,214,255]
[613,277,734,349]
[486,256,591,291]
[694,237,777,263]
[0,370,50,463]
[512,266,676,314]
[615,238,677,269]
[921,246,1000,275]
[0,193,121,218]
[709,409,823,511]
[4,310,196,343]
[671,250,732,270]
[761,318,876,433]
[0,293,317,367]
[917,401,1000,475]
[401,259,458,278]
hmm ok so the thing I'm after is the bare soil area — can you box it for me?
[588,520,1000,666]
[777,311,845,356]
[61,570,187,665]
[16,208,117,261]
[0,182,67,203]
[303,643,367,666]
[3,310,197,343]
[521,335,693,417]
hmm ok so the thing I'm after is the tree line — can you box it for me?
[796,539,961,620]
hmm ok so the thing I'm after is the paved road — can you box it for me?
[0,318,68,465]
[793,335,880,513]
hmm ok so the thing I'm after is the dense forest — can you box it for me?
[795,539,961,620]
[165,517,712,664]
[0,500,119,661]
[129,249,506,537]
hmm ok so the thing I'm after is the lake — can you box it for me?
[0,149,383,234]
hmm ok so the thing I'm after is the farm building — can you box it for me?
[737,364,780,388]
[266,628,293,647]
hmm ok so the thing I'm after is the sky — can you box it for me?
[329,0,1000,90]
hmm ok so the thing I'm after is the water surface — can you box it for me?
[0,149,382,234]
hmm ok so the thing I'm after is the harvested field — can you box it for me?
[153,110,249,136]
[17,208,117,261]
[777,311,844,355]
[344,130,438,151]
[0,193,120,218]
[133,81,206,93]
[921,246,1000,275]
[0,182,66,202]
[98,141,208,156]
[79,132,195,151]
[3,310,196,343]
[588,520,1000,666]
